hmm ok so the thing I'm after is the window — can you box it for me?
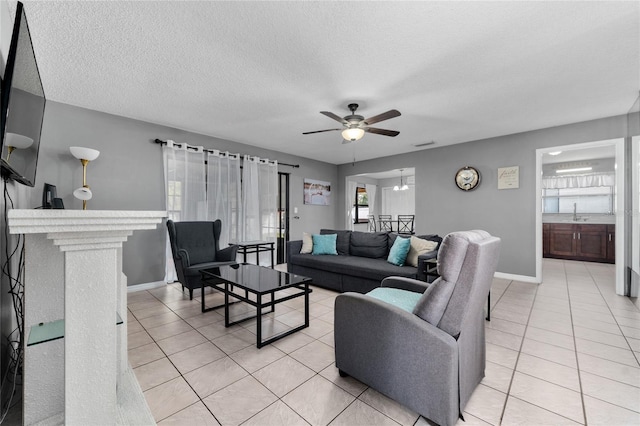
[166,180,182,221]
[543,186,614,214]
[353,187,369,223]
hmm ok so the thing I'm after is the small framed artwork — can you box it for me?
[498,166,519,189]
[304,178,331,205]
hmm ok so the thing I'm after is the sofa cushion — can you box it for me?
[416,234,443,246]
[320,229,351,255]
[300,232,313,254]
[367,287,422,313]
[289,253,417,281]
[350,231,389,259]
[412,278,456,326]
[406,237,439,267]
[312,234,338,255]
[387,232,411,248]
[387,236,411,266]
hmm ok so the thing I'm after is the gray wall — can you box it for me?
[337,114,630,278]
[32,101,337,285]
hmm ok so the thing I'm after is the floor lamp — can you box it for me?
[70,146,100,210]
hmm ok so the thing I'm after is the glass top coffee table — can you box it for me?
[200,263,312,348]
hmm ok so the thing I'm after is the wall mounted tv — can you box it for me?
[0,1,46,187]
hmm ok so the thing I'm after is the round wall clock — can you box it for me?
[455,166,480,191]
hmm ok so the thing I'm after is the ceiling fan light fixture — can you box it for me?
[341,127,365,142]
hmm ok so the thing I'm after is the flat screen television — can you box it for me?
[0,1,46,187]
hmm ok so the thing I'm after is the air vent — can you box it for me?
[414,141,435,147]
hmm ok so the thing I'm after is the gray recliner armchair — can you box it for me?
[167,219,238,299]
[334,230,501,426]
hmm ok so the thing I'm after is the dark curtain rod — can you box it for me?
[154,139,300,168]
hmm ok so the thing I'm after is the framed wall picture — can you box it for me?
[498,166,519,189]
[304,178,331,205]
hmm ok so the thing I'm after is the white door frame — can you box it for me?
[632,136,640,296]
[535,138,625,294]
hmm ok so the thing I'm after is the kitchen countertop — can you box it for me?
[542,214,616,225]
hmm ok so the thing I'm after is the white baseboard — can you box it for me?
[127,274,538,292]
[494,272,540,284]
[127,280,168,293]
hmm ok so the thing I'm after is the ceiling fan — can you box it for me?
[303,103,401,143]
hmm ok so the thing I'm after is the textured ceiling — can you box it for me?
[11,1,640,165]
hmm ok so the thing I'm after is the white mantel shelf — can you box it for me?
[8,209,165,425]
[8,209,165,234]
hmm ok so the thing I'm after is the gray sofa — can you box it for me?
[334,230,501,426]
[286,229,442,293]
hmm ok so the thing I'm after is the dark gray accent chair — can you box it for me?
[166,219,238,299]
[334,230,501,426]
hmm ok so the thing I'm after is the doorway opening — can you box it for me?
[536,139,625,294]
[345,168,415,232]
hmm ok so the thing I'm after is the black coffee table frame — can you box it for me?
[200,264,312,348]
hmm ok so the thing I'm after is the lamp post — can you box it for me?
[70,147,100,210]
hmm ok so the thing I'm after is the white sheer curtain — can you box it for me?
[241,155,278,265]
[207,151,242,248]
[366,183,377,220]
[163,140,206,282]
[346,179,357,230]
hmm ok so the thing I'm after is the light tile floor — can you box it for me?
[128,260,640,425]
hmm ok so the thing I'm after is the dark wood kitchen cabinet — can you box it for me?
[542,223,550,257]
[606,224,615,263]
[544,223,614,264]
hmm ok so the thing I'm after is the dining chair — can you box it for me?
[367,214,377,232]
[378,215,393,232]
[397,215,415,234]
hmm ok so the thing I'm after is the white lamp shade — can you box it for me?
[73,187,93,201]
[393,185,399,191]
[341,128,365,142]
[6,132,34,149]
[70,146,100,161]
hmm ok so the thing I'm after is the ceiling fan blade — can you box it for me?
[364,109,401,125]
[302,129,341,135]
[365,127,400,137]
[320,111,348,124]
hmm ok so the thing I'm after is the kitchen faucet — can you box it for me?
[573,203,577,221]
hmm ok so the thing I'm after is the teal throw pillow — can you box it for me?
[387,236,411,266]
[312,233,338,255]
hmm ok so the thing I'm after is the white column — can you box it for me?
[65,248,118,423]
[8,210,165,425]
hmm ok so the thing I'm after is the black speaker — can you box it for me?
[42,183,57,209]
[52,198,64,209]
